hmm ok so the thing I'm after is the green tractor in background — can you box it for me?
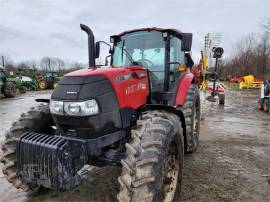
[16,68,40,91]
[38,71,61,90]
[0,66,17,97]
[7,75,27,94]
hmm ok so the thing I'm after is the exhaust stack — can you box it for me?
[80,24,96,67]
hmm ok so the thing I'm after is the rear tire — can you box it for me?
[118,110,184,202]
[263,99,269,112]
[0,104,54,191]
[219,94,225,105]
[258,99,263,110]
[180,84,200,153]
[3,82,16,98]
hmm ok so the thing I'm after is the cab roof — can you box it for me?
[115,27,184,39]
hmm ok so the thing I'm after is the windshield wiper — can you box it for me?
[121,40,139,66]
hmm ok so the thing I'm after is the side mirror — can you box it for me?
[185,53,194,67]
[95,42,100,58]
[181,33,192,52]
[95,41,112,58]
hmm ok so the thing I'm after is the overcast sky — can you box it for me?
[0,0,269,65]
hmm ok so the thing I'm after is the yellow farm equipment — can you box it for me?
[239,75,263,89]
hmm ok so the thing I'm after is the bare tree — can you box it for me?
[259,18,270,76]
[261,17,270,34]
[40,57,51,71]
[233,33,258,75]
[54,58,65,71]
[17,62,28,70]
[255,33,270,74]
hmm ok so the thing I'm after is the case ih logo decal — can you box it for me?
[125,82,146,95]
[115,73,134,83]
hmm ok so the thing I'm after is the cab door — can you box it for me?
[169,36,186,91]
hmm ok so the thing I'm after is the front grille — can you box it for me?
[51,75,122,138]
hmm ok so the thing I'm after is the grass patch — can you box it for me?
[222,81,239,90]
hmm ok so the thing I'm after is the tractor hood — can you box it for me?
[50,65,149,139]
[51,65,149,109]
[64,65,145,79]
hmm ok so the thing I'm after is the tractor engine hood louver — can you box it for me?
[51,75,113,101]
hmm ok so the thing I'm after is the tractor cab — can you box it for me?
[0,66,7,84]
[46,71,59,78]
[109,28,193,104]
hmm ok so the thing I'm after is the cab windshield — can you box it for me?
[112,31,165,91]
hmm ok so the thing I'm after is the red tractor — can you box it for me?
[0,24,200,201]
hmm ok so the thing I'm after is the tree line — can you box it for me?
[218,18,270,80]
[0,56,84,76]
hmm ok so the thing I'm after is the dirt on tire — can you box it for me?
[118,110,184,202]
[3,82,16,98]
[0,104,53,191]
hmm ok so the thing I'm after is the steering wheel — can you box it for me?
[137,58,154,68]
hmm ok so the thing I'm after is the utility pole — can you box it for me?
[1,56,5,67]
[49,58,51,71]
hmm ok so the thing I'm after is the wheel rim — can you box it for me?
[162,142,180,202]
[53,83,58,89]
[39,81,45,89]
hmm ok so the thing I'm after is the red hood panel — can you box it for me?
[65,66,149,109]
[65,66,144,77]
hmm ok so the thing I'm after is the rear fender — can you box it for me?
[174,73,195,106]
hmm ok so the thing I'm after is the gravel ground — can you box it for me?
[0,89,269,202]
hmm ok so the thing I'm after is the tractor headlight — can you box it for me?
[64,99,99,116]
[50,100,64,115]
[50,99,99,116]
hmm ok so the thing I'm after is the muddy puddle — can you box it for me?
[0,89,269,201]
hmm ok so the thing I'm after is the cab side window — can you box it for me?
[170,37,185,68]
[169,37,185,90]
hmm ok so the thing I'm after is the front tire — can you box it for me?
[118,110,184,202]
[0,104,54,191]
[19,86,27,94]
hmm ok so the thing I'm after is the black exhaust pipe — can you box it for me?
[80,24,96,68]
